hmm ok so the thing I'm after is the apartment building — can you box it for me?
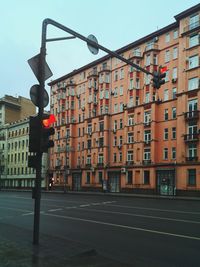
[0,117,48,188]
[48,4,200,196]
[0,95,36,125]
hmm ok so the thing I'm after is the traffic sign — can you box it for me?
[30,84,49,108]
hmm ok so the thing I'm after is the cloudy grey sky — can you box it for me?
[1,0,199,100]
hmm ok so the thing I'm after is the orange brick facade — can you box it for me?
[49,4,200,196]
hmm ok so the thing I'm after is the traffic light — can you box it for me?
[152,66,167,89]
[29,115,40,153]
[41,114,56,153]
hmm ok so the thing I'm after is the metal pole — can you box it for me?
[44,18,153,76]
[32,20,47,245]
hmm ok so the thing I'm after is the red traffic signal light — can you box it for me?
[152,66,167,89]
[41,114,56,153]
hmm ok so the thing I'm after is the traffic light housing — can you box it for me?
[41,114,55,153]
[29,115,40,153]
[152,66,167,89]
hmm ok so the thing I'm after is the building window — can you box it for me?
[129,79,133,90]
[189,34,199,48]
[164,89,169,101]
[173,47,178,59]
[127,150,133,162]
[119,102,123,112]
[114,70,118,81]
[189,14,199,30]
[165,50,170,62]
[119,136,123,146]
[165,32,170,43]
[98,154,104,164]
[188,143,197,158]
[128,114,134,126]
[172,67,177,79]
[188,77,199,91]
[188,169,196,186]
[145,92,150,103]
[114,120,117,130]
[114,103,118,113]
[144,130,151,142]
[120,68,124,79]
[165,70,169,82]
[163,148,168,160]
[127,132,134,143]
[119,85,123,96]
[164,128,168,140]
[172,107,176,119]
[98,171,103,184]
[172,127,176,139]
[172,147,176,160]
[164,109,168,121]
[144,170,150,184]
[119,119,123,129]
[144,111,151,123]
[86,172,90,184]
[127,171,133,184]
[99,121,104,132]
[113,153,117,163]
[173,29,178,39]
[119,152,122,162]
[188,55,199,69]
[113,136,117,146]
[144,148,150,160]
[172,87,177,99]
[99,137,104,147]
[145,54,151,66]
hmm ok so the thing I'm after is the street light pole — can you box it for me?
[32,20,47,245]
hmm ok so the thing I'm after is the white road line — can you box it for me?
[91,203,101,206]
[79,204,90,207]
[48,208,63,212]
[42,212,200,241]
[108,204,200,215]
[22,212,34,216]
[0,207,32,213]
[76,207,200,225]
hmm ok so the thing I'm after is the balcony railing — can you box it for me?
[184,111,199,120]
[129,51,142,58]
[85,163,92,168]
[185,156,198,162]
[183,20,200,33]
[126,160,134,166]
[145,43,159,52]
[143,159,151,165]
[99,65,111,72]
[87,69,98,77]
[97,162,104,167]
[184,133,199,142]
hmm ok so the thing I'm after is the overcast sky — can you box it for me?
[1,0,199,100]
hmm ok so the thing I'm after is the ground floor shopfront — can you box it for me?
[52,164,200,197]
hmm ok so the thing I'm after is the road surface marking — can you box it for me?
[79,204,90,207]
[108,204,200,215]
[42,212,200,241]
[48,208,63,212]
[76,207,200,224]
[22,212,34,216]
[0,206,32,212]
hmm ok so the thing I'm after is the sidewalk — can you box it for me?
[1,188,200,201]
[0,223,130,267]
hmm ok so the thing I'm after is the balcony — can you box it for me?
[143,159,151,165]
[99,65,111,73]
[184,133,199,142]
[87,69,98,78]
[144,43,159,52]
[97,162,104,167]
[144,121,151,128]
[183,20,200,34]
[126,160,134,166]
[184,111,199,121]
[129,51,142,59]
[185,156,198,162]
[85,163,92,168]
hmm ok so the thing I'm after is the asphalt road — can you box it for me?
[0,191,200,266]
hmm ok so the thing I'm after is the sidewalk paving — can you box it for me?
[0,223,130,267]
